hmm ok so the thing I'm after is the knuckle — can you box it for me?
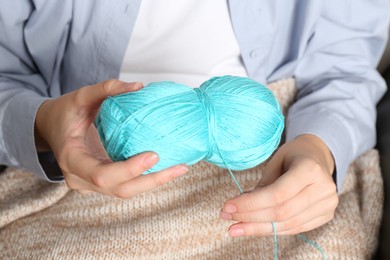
[91,174,106,188]
[272,190,287,205]
[273,205,290,222]
[327,182,337,195]
[101,79,118,95]
[327,198,339,214]
[290,226,303,235]
[152,174,169,187]
[324,214,333,224]
[329,183,339,195]
[236,213,250,223]
[332,195,339,208]
[165,172,178,183]
[320,181,338,200]
[310,160,323,173]
[113,187,133,199]
[123,165,140,180]
[126,170,139,180]
[307,160,323,178]
[327,213,335,223]
[242,195,257,211]
[284,217,300,231]
[250,224,263,236]
[301,157,321,171]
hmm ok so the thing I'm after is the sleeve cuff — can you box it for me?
[2,92,63,182]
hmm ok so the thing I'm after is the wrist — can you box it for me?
[294,134,335,175]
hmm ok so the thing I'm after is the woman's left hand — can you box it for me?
[220,134,339,237]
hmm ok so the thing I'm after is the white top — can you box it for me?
[119,0,248,88]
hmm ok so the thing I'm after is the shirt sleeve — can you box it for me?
[286,0,390,191]
[0,1,67,182]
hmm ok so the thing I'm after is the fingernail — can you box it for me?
[224,204,237,213]
[229,227,244,237]
[144,153,159,167]
[173,165,189,177]
[128,82,143,91]
[220,211,232,220]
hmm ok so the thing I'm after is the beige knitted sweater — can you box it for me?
[0,79,383,259]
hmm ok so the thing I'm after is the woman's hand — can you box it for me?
[220,134,338,236]
[35,80,188,197]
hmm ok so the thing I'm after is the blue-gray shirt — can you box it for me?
[0,0,389,190]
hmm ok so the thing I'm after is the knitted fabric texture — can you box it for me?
[0,78,383,259]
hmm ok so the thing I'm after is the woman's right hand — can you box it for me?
[34,80,189,197]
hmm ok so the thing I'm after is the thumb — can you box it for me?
[75,80,143,107]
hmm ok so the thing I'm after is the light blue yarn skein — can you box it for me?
[96,75,284,173]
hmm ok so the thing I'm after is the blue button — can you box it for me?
[250,50,259,58]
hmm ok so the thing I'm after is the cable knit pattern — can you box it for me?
[0,79,383,259]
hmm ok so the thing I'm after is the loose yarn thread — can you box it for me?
[231,173,327,260]
[96,76,284,173]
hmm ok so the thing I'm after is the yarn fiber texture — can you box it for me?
[96,76,284,173]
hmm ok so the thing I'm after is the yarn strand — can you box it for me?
[227,171,279,260]
[272,222,279,260]
[224,166,326,260]
[297,234,327,260]
[226,168,244,194]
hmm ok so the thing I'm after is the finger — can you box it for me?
[67,149,161,189]
[112,164,189,198]
[228,214,333,237]
[222,161,318,213]
[75,79,143,108]
[66,161,189,198]
[256,151,284,188]
[226,180,336,223]
[65,171,112,195]
[227,196,337,237]
[93,152,162,187]
[77,190,94,195]
[276,214,334,235]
